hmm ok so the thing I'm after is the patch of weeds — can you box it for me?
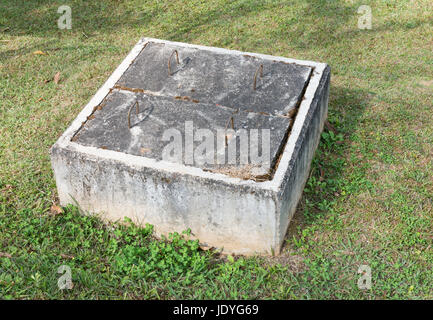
[111,222,211,286]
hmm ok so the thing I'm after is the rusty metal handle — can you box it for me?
[253,64,263,90]
[168,50,180,76]
[127,101,140,129]
[224,115,235,146]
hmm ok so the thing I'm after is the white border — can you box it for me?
[53,38,327,193]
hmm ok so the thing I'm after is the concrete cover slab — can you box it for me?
[75,89,291,176]
[116,41,312,116]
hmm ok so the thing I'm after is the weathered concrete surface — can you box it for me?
[50,38,330,255]
[74,89,291,173]
[117,41,312,116]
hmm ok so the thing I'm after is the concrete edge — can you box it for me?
[140,37,326,69]
[273,65,331,252]
[270,64,329,190]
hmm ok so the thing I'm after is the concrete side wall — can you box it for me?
[275,66,331,252]
[51,146,277,255]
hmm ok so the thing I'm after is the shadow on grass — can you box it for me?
[282,84,374,252]
[2,0,429,38]
[0,0,283,37]
[1,0,429,56]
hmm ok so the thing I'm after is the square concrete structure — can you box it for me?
[51,38,330,255]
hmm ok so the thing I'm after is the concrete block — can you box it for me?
[51,38,330,255]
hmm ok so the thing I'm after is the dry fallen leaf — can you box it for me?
[60,254,74,260]
[33,50,47,55]
[50,204,63,215]
[44,72,61,85]
[54,72,61,84]
[199,244,214,251]
[319,166,325,181]
[0,252,12,258]
[325,120,338,134]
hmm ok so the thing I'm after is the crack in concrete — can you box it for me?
[112,84,297,120]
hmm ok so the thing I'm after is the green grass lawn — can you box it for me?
[0,0,432,299]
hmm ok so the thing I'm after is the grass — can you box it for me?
[0,0,432,299]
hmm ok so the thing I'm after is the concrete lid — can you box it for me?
[74,90,291,179]
[71,39,316,180]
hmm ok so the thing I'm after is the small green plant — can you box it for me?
[112,223,210,284]
[321,130,344,150]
